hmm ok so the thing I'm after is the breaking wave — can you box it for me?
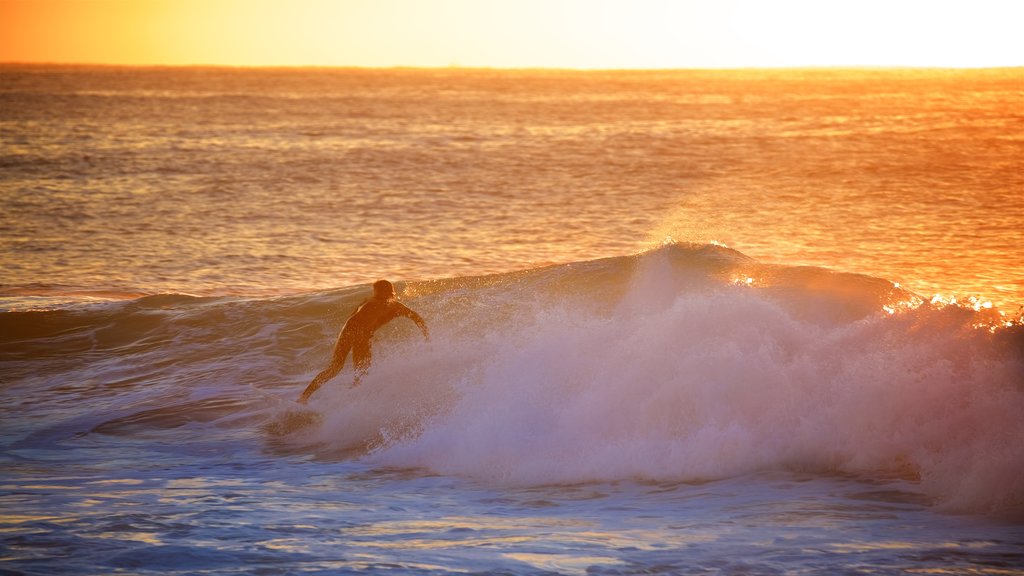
[3,243,1022,515]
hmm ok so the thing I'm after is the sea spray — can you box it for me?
[306,244,1022,515]
[4,244,1020,515]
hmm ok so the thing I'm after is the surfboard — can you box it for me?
[265,408,322,436]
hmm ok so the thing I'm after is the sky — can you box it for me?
[1,0,1022,69]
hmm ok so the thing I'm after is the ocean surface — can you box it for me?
[2,65,1023,574]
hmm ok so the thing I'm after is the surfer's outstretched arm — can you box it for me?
[397,303,430,340]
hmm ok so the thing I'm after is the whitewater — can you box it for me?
[4,244,1023,573]
[2,66,1024,574]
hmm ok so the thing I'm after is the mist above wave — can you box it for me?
[280,244,1023,516]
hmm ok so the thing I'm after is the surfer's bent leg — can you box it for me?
[351,338,372,386]
[298,334,352,403]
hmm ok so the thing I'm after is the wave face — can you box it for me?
[3,243,1022,515]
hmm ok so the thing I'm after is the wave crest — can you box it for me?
[4,243,1021,515]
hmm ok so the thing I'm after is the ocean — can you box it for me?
[1,65,1023,574]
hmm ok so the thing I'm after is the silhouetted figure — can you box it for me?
[298,280,429,403]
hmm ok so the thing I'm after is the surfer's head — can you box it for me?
[373,279,395,300]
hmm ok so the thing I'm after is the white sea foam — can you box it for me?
[5,244,1020,515]
[296,247,1024,515]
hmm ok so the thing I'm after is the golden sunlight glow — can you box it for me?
[1,0,1022,68]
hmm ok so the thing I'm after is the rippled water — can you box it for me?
[10,463,1022,575]
[1,66,1021,308]
[2,67,1023,574]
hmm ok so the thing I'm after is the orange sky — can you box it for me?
[1,0,1022,68]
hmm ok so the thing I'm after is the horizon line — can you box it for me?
[1,61,1022,73]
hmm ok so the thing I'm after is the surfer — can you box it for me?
[298,279,429,403]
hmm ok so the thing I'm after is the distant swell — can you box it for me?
[3,243,1022,515]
